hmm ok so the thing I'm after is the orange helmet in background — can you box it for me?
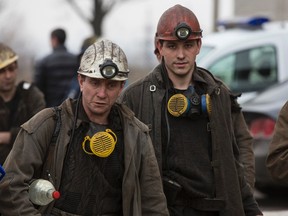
[155,4,202,42]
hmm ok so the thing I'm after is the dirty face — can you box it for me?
[78,75,124,124]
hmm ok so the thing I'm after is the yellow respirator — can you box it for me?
[167,93,211,118]
[82,129,117,157]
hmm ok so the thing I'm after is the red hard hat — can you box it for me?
[155,4,202,42]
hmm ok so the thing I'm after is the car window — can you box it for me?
[207,45,278,93]
[197,45,214,62]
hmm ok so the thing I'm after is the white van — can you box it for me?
[197,17,288,103]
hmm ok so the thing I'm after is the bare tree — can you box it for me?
[66,0,119,37]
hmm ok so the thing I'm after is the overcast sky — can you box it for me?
[103,0,233,67]
[0,0,233,68]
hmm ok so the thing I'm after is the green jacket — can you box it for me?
[0,99,169,216]
[119,64,262,216]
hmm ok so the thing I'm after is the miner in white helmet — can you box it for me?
[0,39,169,215]
[0,42,45,165]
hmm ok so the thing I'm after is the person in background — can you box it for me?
[119,4,262,216]
[34,28,78,107]
[266,101,288,182]
[0,42,45,165]
[66,35,98,100]
[0,39,169,216]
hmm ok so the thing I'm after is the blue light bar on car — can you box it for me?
[217,16,270,30]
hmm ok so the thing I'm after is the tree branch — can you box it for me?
[65,0,91,23]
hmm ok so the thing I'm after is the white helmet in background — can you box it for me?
[0,43,18,70]
[78,39,129,81]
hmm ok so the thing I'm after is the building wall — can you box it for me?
[235,0,288,21]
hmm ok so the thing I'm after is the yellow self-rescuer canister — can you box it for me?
[82,129,117,157]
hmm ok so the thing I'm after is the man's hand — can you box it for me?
[0,132,11,144]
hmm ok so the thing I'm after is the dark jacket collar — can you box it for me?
[53,44,67,52]
[152,63,222,95]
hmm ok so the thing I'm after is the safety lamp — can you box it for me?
[99,59,119,79]
[174,23,192,40]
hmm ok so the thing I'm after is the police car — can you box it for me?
[197,17,288,103]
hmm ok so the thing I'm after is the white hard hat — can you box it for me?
[78,39,129,81]
[0,43,18,70]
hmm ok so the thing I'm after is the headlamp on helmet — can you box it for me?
[100,59,119,79]
[175,22,192,40]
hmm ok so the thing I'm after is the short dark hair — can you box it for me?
[51,28,66,45]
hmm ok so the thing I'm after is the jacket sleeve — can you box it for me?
[232,110,255,189]
[9,84,46,147]
[28,84,46,113]
[229,92,262,215]
[0,109,55,216]
[266,101,288,182]
[121,113,169,216]
[232,124,263,216]
[139,129,169,215]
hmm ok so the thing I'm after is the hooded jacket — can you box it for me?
[0,98,169,216]
[119,64,262,216]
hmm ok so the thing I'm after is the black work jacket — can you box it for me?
[0,81,45,164]
[119,64,262,216]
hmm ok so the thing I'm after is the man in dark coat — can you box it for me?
[0,39,168,216]
[34,28,78,107]
[0,42,45,164]
[119,4,263,216]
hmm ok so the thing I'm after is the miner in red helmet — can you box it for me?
[119,4,263,216]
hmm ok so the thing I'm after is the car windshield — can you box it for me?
[196,45,214,62]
